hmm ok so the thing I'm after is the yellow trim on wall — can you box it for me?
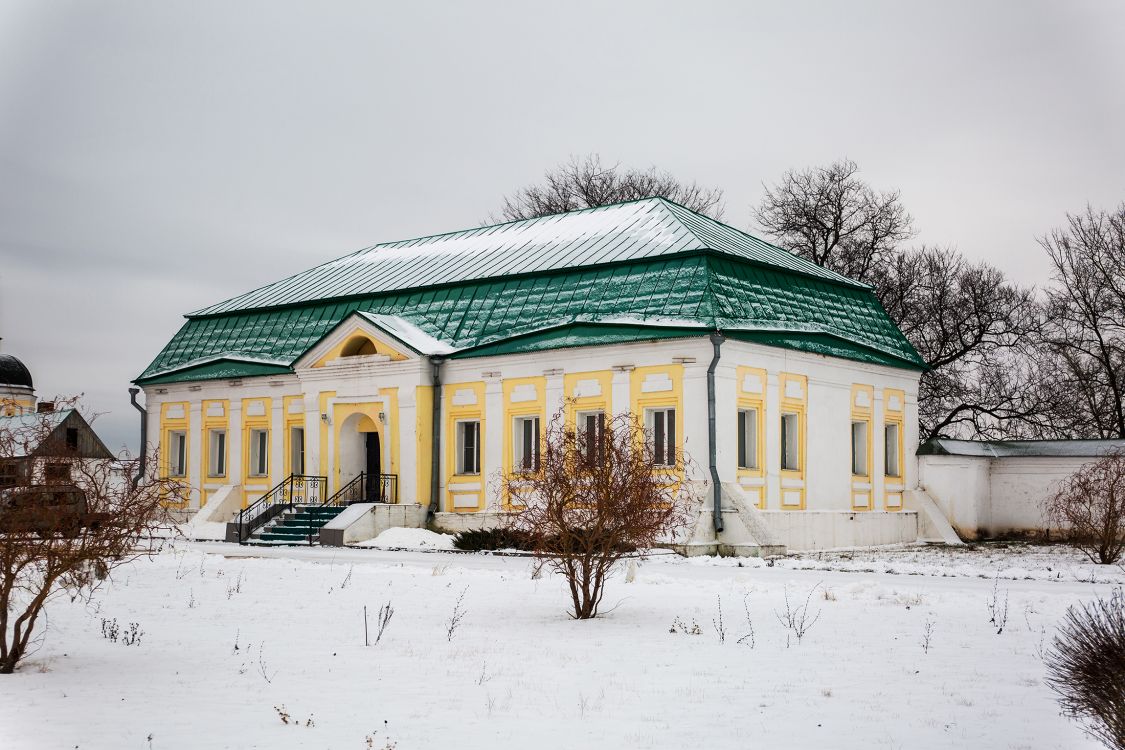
[883,387,906,511]
[331,401,384,493]
[240,397,272,490]
[630,364,685,484]
[501,376,546,509]
[444,381,486,513]
[201,399,229,481]
[311,326,409,366]
[562,370,613,426]
[850,384,874,511]
[778,372,807,510]
[735,366,767,509]
[158,401,190,508]
[282,396,305,477]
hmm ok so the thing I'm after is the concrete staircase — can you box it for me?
[245,505,346,546]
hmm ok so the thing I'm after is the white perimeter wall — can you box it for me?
[918,454,1087,538]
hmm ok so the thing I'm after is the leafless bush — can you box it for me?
[0,398,178,673]
[922,620,935,654]
[373,602,393,647]
[737,594,756,648]
[225,571,243,599]
[445,587,467,642]
[505,407,693,620]
[1044,453,1125,565]
[775,582,823,647]
[987,574,1010,634]
[1045,588,1125,749]
[669,617,701,635]
[712,595,726,643]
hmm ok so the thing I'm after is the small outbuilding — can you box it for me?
[917,437,1125,540]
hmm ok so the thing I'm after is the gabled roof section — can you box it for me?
[0,409,114,459]
[190,198,863,317]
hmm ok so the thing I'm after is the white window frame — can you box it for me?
[851,420,869,477]
[780,413,800,472]
[169,430,187,477]
[512,415,540,473]
[249,428,269,477]
[456,420,481,475]
[737,407,759,470]
[208,429,226,477]
[646,407,677,467]
[884,423,902,478]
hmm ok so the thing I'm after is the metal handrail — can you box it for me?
[322,473,399,506]
[236,474,327,544]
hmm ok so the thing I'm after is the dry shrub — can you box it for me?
[1044,452,1125,565]
[1045,589,1125,749]
[504,408,692,619]
[0,398,179,673]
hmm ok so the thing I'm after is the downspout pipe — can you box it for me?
[428,356,445,517]
[128,387,146,490]
[706,332,724,533]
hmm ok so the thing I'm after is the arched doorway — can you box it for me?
[338,412,383,502]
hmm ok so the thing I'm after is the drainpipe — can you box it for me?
[128,387,147,490]
[706,332,724,533]
[429,356,445,516]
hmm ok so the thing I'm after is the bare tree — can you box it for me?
[498,154,724,221]
[1039,204,1125,439]
[0,399,178,673]
[756,160,1047,440]
[879,245,1047,439]
[753,158,914,284]
[504,408,693,619]
[1043,452,1125,565]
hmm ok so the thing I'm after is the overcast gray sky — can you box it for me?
[1,0,1122,452]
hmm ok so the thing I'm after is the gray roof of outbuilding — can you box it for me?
[917,437,1125,458]
[0,354,32,388]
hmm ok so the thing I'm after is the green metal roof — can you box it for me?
[137,246,924,385]
[191,198,863,316]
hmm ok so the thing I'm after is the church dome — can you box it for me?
[0,353,33,388]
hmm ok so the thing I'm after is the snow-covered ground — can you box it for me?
[1,542,1115,749]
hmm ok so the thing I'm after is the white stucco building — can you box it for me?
[137,198,939,552]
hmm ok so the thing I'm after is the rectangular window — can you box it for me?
[781,413,800,471]
[647,407,676,467]
[885,423,901,478]
[44,462,71,482]
[290,427,305,475]
[578,410,606,467]
[65,427,79,451]
[737,408,759,470]
[208,429,226,477]
[456,420,480,475]
[0,461,18,487]
[512,416,540,472]
[169,431,187,477]
[851,421,869,476]
[249,429,269,477]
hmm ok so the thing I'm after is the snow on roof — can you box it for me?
[917,437,1125,458]
[356,312,456,355]
[190,198,862,316]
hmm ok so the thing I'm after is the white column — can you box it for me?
[228,399,243,486]
[483,374,504,510]
[270,398,285,486]
[397,387,417,505]
[543,368,565,415]
[764,372,781,509]
[304,394,321,485]
[611,365,633,418]
[713,361,738,483]
[188,401,202,509]
[681,363,710,481]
